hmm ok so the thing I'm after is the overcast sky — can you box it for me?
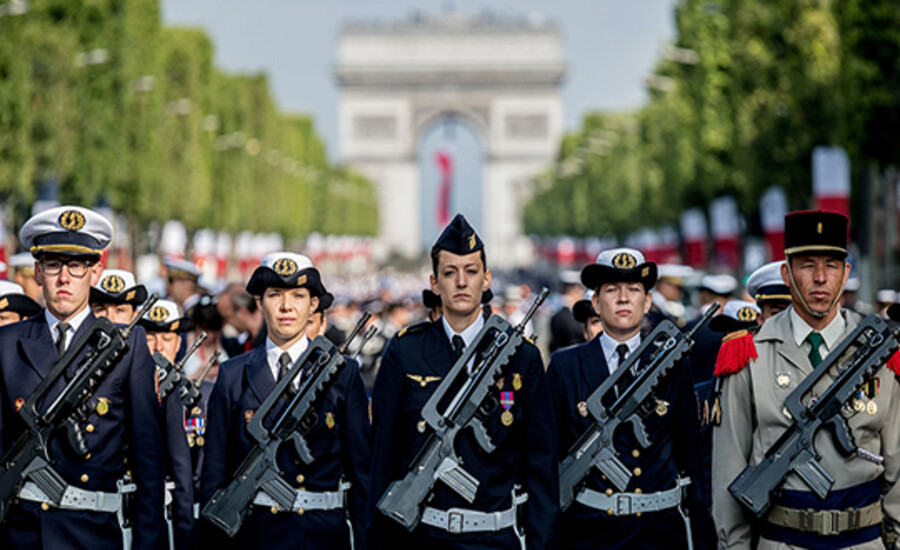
[161,0,679,162]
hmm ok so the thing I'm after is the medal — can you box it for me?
[854,399,865,413]
[867,400,878,416]
[577,401,589,418]
[500,392,515,426]
[512,373,523,391]
[244,410,254,423]
[195,436,205,447]
[14,398,23,412]
[325,412,335,429]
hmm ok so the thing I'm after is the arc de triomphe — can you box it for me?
[335,12,565,268]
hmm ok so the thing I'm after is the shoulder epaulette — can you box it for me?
[887,350,900,376]
[397,321,430,338]
[714,329,758,378]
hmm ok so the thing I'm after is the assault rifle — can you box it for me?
[728,315,899,519]
[155,332,206,404]
[202,312,371,537]
[377,288,550,531]
[558,302,719,511]
[0,295,159,523]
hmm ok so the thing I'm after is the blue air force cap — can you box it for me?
[20,205,113,259]
[433,214,484,256]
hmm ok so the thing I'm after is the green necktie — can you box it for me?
[807,332,824,367]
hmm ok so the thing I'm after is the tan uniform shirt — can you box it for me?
[712,308,900,548]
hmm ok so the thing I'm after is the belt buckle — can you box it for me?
[820,510,840,536]
[448,511,464,534]
[615,494,633,516]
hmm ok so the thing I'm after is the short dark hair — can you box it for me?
[430,245,487,275]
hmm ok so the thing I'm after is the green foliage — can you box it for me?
[0,0,376,239]
[525,0,900,238]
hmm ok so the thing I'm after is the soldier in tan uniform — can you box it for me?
[713,210,900,549]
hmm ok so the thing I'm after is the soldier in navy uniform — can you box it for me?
[0,206,167,549]
[547,247,714,549]
[133,298,198,550]
[201,252,371,550]
[0,280,42,326]
[368,214,558,550]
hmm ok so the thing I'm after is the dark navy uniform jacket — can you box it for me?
[161,378,194,550]
[367,318,559,550]
[200,345,371,550]
[547,334,714,550]
[0,313,167,550]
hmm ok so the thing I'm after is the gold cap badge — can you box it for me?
[148,306,169,322]
[58,210,86,231]
[273,258,298,276]
[101,274,125,293]
[612,252,637,270]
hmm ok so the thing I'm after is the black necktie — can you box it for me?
[57,322,71,357]
[277,351,292,382]
[615,343,634,396]
[452,335,465,359]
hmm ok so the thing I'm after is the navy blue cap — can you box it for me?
[784,210,849,257]
[433,214,484,256]
[90,269,148,306]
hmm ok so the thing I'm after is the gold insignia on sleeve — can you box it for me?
[101,275,125,293]
[737,307,758,323]
[612,253,637,270]
[468,234,477,250]
[406,374,441,387]
[58,210,86,231]
[148,306,169,322]
[272,258,298,276]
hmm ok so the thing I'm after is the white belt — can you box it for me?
[19,480,135,513]
[253,487,346,513]
[422,505,518,534]
[575,478,690,516]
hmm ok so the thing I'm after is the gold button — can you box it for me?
[633,467,642,477]
[600,474,607,481]
[297,508,304,516]
[298,486,305,492]
[606,508,614,516]
[636,512,642,518]
[86,424,95,433]
[80,474,89,483]
[635,488,642,494]
[631,449,640,458]
[41,502,50,511]
[84,454,91,460]
[605,488,613,496]
[296,474,305,484]
[270,506,279,514]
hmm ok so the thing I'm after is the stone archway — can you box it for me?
[335,11,565,268]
